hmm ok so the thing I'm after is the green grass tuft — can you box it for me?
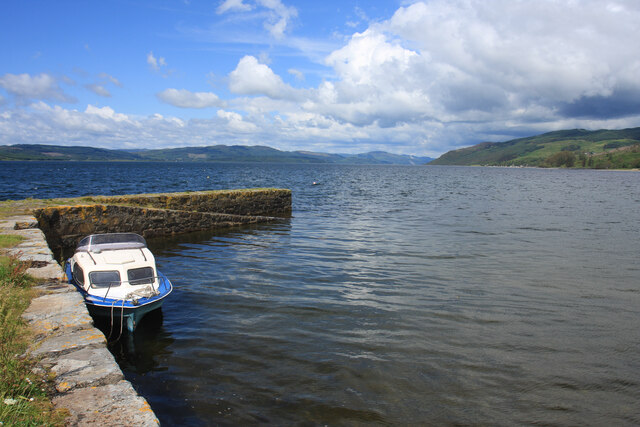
[0,235,24,249]
[0,256,67,426]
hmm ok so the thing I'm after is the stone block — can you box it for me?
[8,251,53,262]
[23,292,93,336]
[40,346,124,392]
[26,262,66,281]
[52,380,159,426]
[30,327,107,358]
[34,281,76,294]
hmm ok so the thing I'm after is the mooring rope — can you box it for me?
[105,286,160,342]
[107,298,126,342]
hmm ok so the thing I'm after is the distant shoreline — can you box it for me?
[0,144,433,165]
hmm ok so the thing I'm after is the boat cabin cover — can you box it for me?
[70,233,159,298]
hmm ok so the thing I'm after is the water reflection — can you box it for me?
[90,309,174,375]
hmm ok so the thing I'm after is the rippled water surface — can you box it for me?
[3,162,640,425]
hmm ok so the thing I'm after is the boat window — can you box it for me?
[127,267,155,285]
[76,233,147,253]
[89,270,121,288]
[73,263,84,286]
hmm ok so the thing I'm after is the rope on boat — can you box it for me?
[125,285,160,306]
[105,285,160,342]
[107,298,126,342]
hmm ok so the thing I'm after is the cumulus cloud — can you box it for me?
[229,55,298,99]
[157,88,224,108]
[0,73,74,103]
[84,104,131,122]
[217,109,258,131]
[14,102,133,136]
[304,29,432,127]
[381,0,640,121]
[3,1,640,156]
[292,0,640,148]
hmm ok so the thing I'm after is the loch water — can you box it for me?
[2,162,639,425]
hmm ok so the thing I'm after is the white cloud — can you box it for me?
[19,102,132,134]
[147,51,167,72]
[215,0,297,38]
[300,29,433,127]
[216,0,252,14]
[85,84,111,97]
[382,0,640,119]
[256,0,297,39]
[0,73,74,103]
[84,104,131,122]
[83,73,123,98]
[229,55,298,99]
[217,109,258,131]
[292,0,640,149]
[326,29,418,86]
[98,73,122,88]
[288,68,304,81]
[157,88,224,108]
[3,1,640,156]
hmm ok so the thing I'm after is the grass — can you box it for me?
[0,252,67,426]
[0,197,82,219]
[0,235,24,249]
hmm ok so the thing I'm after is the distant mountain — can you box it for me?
[0,144,140,161]
[339,151,432,165]
[0,143,433,165]
[429,128,640,169]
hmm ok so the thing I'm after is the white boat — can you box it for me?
[65,233,173,332]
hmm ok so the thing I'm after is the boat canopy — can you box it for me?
[76,233,147,253]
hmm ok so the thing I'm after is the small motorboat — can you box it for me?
[65,233,172,333]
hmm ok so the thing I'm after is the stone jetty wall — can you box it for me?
[1,216,159,425]
[35,204,278,255]
[33,188,291,256]
[94,188,292,217]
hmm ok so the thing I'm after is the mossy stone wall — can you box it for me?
[93,189,291,217]
[32,188,291,256]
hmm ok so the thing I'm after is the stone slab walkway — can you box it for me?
[1,216,160,426]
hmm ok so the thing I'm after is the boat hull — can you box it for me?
[65,262,172,332]
[85,295,166,332]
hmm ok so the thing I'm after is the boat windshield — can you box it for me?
[76,233,147,252]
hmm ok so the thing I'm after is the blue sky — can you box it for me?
[1,0,640,156]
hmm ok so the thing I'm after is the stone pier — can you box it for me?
[34,188,291,256]
[0,188,292,425]
[2,216,159,425]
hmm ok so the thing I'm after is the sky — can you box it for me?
[1,0,640,157]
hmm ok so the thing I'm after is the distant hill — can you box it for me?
[429,128,640,169]
[0,144,141,161]
[0,144,433,165]
[340,151,430,165]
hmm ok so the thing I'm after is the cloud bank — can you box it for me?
[2,0,640,156]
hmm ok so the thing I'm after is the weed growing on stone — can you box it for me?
[0,235,24,249]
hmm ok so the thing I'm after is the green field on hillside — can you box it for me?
[430,128,640,169]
